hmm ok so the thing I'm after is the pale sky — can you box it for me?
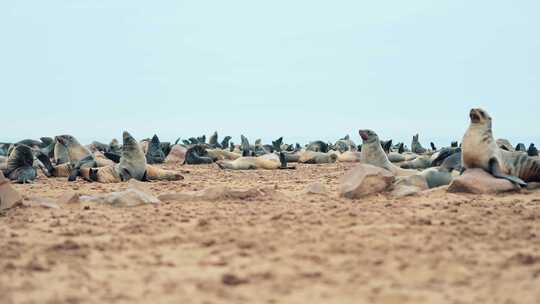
[1,1,538,146]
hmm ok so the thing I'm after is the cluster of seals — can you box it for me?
[461,108,540,187]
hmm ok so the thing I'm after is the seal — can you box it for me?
[54,135,97,181]
[146,134,166,164]
[298,151,338,164]
[461,108,540,186]
[358,129,416,176]
[79,131,183,183]
[3,144,37,183]
[184,145,213,164]
[411,134,427,154]
[528,143,538,157]
[306,141,329,153]
[515,143,527,153]
[216,152,295,170]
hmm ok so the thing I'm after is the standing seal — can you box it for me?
[461,108,540,186]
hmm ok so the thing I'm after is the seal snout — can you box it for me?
[469,108,481,123]
[359,130,369,141]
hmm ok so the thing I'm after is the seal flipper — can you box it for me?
[36,152,56,176]
[279,152,296,170]
[488,158,527,187]
[89,168,99,182]
[67,169,80,182]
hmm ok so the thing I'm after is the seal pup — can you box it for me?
[216,152,295,170]
[461,108,540,186]
[3,145,37,183]
[146,134,166,164]
[359,129,417,176]
[528,143,538,157]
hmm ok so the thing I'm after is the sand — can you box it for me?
[1,162,539,304]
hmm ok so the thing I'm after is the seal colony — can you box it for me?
[1,108,538,194]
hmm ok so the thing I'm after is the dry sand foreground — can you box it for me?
[1,163,539,304]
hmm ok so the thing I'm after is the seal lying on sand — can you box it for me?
[216,152,295,170]
[79,131,183,183]
[298,151,338,164]
[462,108,540,187]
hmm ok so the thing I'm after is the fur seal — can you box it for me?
[496,138,514,151]
[515,143,527,153]
[298,151,338,164]
[337,151,362,162]
[528,143,538,157]
[359,129,416,176]
[3,145,37,183]
[411,134,427,154]
[216,152,295,170]
[146,134,166,164]
[306,141,329,153]
[54,135,97,181]
[400,155,432,170]
[221,136,232,150]
[462,108,540,186]
[80,131,183,183]
[184,145,213,164]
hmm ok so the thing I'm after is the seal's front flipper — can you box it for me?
[67,168,80,182]
[488,158,527,187]
[279,152,296,169]
[36,152,55,176]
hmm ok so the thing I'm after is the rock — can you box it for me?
[158,186,283,202]
[339,164,395,199]
[447,168,519,194]
[305,182,327,195]
[0,171,22,211]
[24,197,61,209]
[390,175,429,198]
[57,191,80,204]
[165,145,187,163]
[80,181,160,207]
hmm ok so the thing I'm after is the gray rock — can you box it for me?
[305,182,328,195]
[339,164,395,199]
[0,171,22,211]
[447,168,519,194]
[391,174,429,198]
[81,181,160,207]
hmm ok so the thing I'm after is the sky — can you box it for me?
[1,0,539,146]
